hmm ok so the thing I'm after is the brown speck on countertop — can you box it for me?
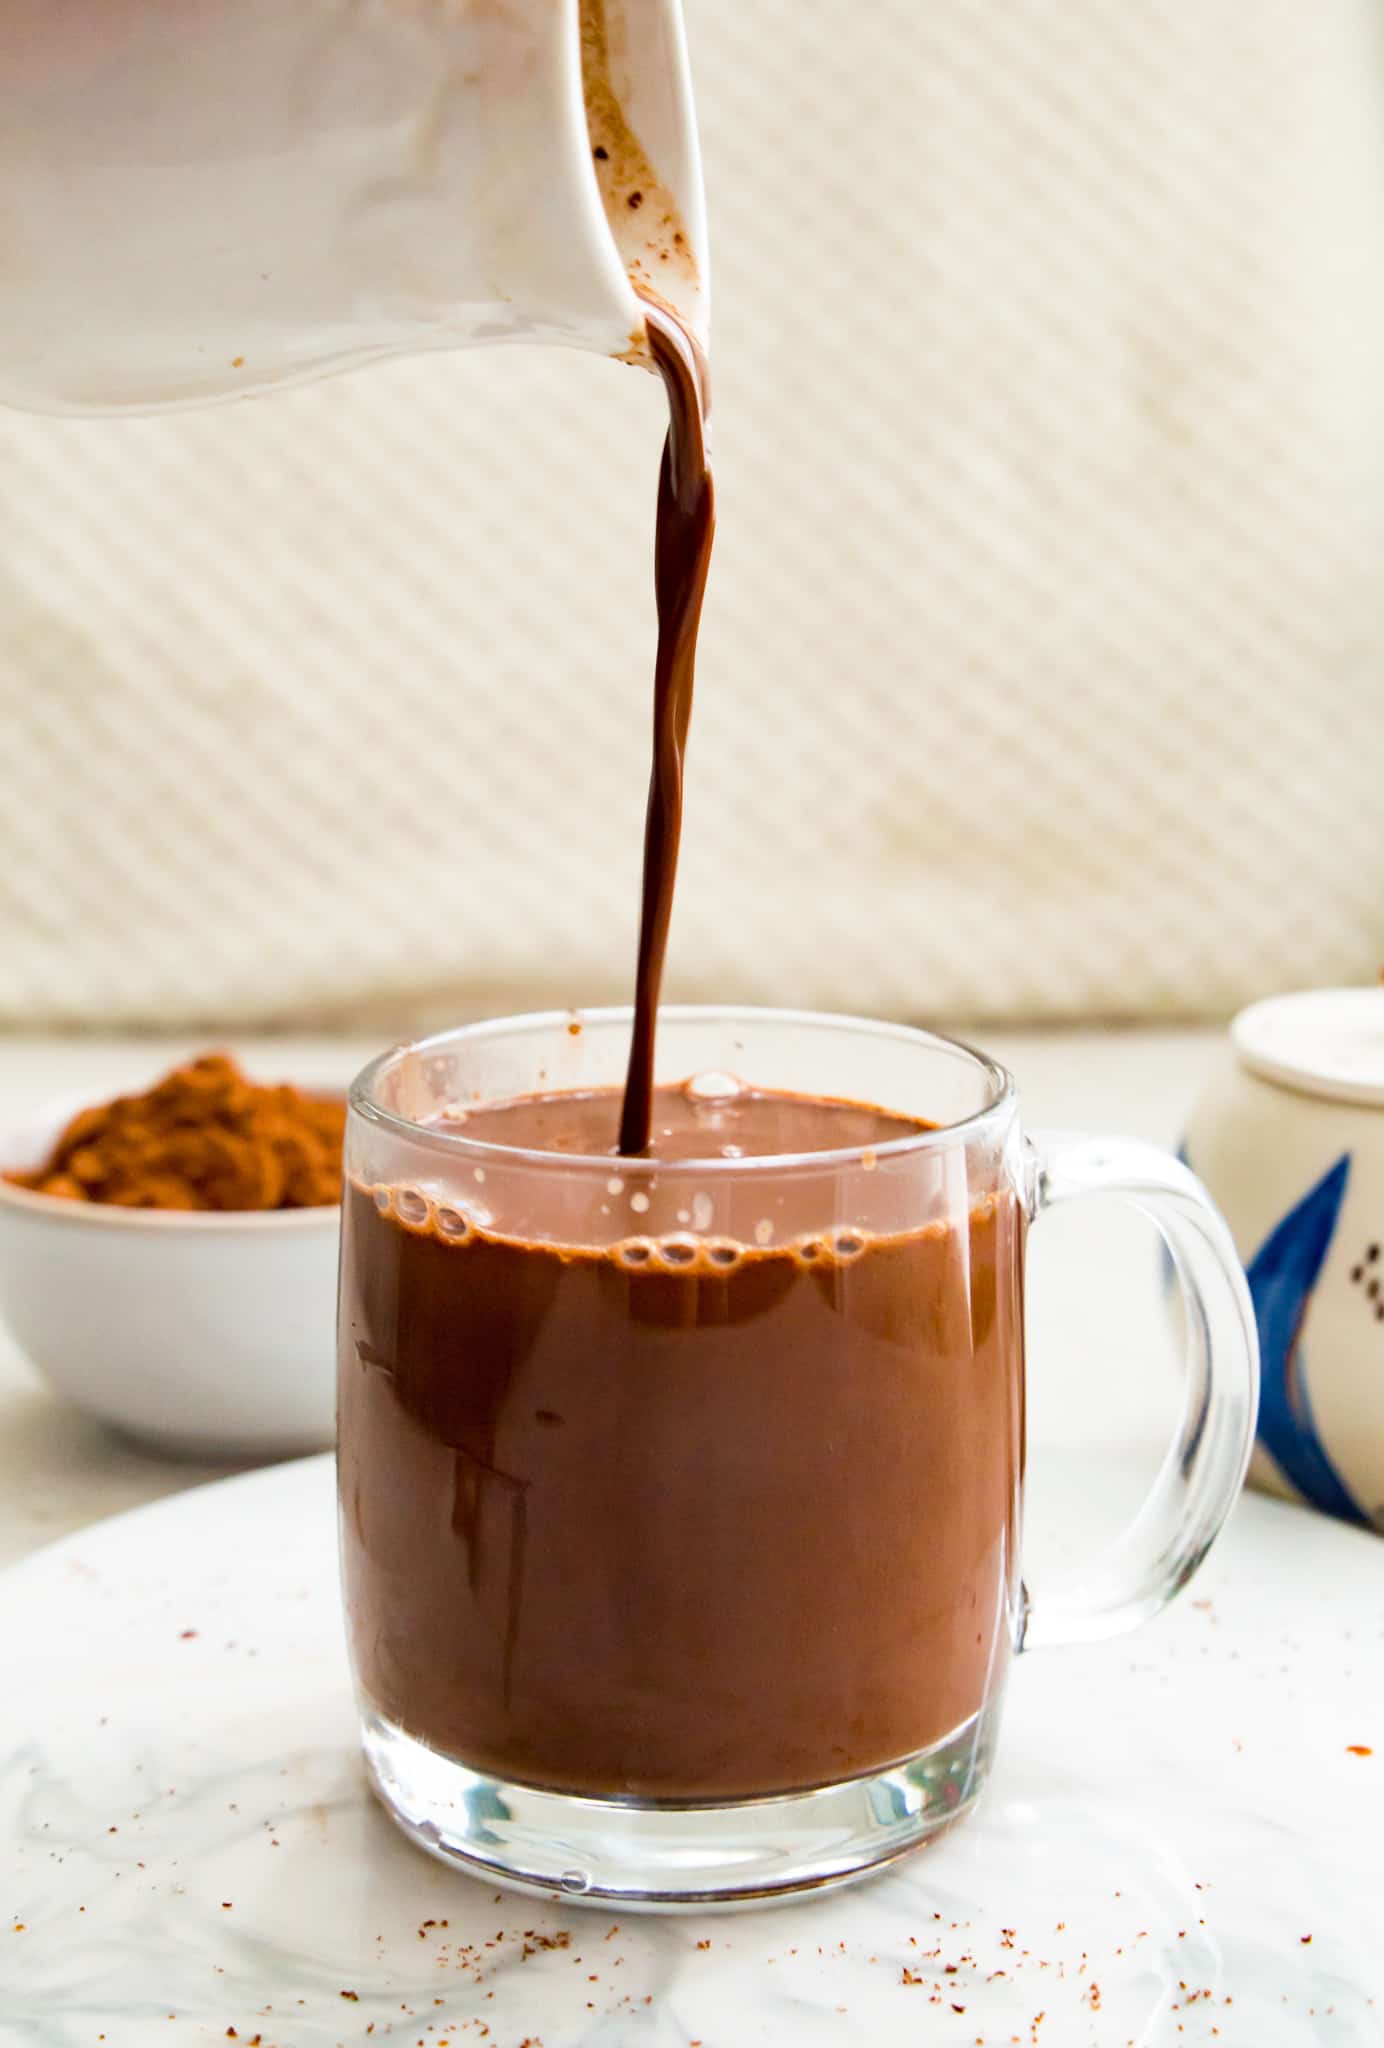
[179,1630,198,1640]
[901,1968,923,1985]
[1347,1743,1373,1756]
[1301,1934,1313,1944]
[340,1989,359,2000]
[695,1939,710,1950]
[221,1901,231,1909]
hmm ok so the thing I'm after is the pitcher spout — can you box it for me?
[0,0,707,417]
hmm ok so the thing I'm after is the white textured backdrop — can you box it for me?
[2,0,1383,1030]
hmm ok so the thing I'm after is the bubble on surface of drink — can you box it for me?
[754,1218,774,1246]
[434,1205,471,1242]
[795,1237,825,1264]
[373,1186,392,1214]
[607,1176,624,1196]
[395,1187,430,1226]
[684,1069,745,1104]
[833,1230,866,1259]
[691,1191,714,1232]
[630,1191,650,1215]
[615,1238,655,1268]
[676,1208,690,1224]
[473,1167,486,1184]
[657,1235,698,1267]
[707,1240,741,1268]
[721,1143,744,1160]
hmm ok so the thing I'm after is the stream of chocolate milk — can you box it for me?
[617,301,715,1155]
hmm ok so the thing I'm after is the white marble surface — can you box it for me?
[3,1453,1380,2048]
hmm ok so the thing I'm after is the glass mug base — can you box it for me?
[360,1702,1001,1910]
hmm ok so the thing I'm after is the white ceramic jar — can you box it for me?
[1183,988,1384,1532]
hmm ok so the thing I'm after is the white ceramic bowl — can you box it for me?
[0,1095,340,1459]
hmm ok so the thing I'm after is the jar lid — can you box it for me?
[1231,988,1384,1108]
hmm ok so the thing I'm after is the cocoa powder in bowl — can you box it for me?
[6,1053,345,1211]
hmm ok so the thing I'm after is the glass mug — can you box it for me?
[337,1008,1258,1907]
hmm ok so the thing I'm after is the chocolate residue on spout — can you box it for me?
[579,0,701,305]
[617,299,715,1156]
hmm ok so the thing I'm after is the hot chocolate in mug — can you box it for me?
[337,1008,1260,1907]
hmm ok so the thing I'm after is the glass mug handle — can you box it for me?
[1019,1132,1260,1651]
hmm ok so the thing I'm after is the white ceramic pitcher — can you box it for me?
[0,0,706,415]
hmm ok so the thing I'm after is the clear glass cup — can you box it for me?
[338,1007,1258,1908]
